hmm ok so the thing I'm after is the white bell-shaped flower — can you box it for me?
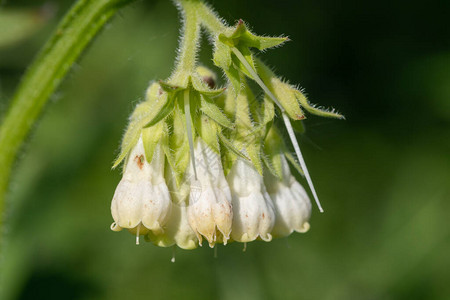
[147,176,199,250]
[147,204,200,250]
[265,155,311,237]
[187,139,233,247]
[110,136,171,242]
[227,158,275,242]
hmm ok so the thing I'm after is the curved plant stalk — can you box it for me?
[0,0,137,249]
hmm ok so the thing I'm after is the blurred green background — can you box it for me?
[1,0,449,299]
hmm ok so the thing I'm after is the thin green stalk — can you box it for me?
[195,1,227,33]
[0,0,136,248]
[170,0,201,84]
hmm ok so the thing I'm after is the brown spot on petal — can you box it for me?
[135,155,144,170]
[262,213,265,219]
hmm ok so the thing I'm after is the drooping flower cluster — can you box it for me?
[110,0,343,250]
[111,126,312,248]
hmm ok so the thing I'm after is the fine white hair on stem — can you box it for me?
[232,47,324,213]
[170,0,201,82]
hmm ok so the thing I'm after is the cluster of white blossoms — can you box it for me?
[110,0,343,250]
[111,135,311,249]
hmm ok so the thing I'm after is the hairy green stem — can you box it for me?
[195,1,227,33]
[170,0,201,85]
[0,0,136,249]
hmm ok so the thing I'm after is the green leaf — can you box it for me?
[232,46,257,80]
[159,80,184,93]
[196,115,220,153]
[213,41,232,70]
[285,151,304,177]
[218,132,250,161]
[218,32,236,47]
[246,142,263,175]
[228,19,247,40]
[295,90,345,119]
[141,122,164,163]
[262,152,282,180]
[144,81,162,102]
[224,66,242,96]
[262,94,275,125]
[200,96,234,129]
[113,101,154,169]
[263,126,283,179]
[241,31,288,50]
[222,19,288,50]
[112,125,141,169]
[235,85,254,130]
[254,59,305,120]
[143,93,176,128]
[168,107,191,184]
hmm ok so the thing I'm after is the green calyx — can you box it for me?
[113,68,236,184]
[255,59,345,121]
[213,19,288,93]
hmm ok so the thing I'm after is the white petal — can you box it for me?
[140,145,172,232]
[289,180,312,233]
[111,138,172,232]
[173,204,199,250]
[265,156,312,237]
[111,180,144,229]
[122,137,152,181]
[187,139,233,246]
[141,182,172,232]
[228,158,275,242]
[147,170,198,249]
[213,185,233,242]
[188,187,216,244]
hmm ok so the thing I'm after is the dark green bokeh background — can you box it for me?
[1,0,449,299]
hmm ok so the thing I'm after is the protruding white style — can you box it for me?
[187,139,233,247]
[110,136,172,239]
[227,158,275,242]
[265,156,312,237]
